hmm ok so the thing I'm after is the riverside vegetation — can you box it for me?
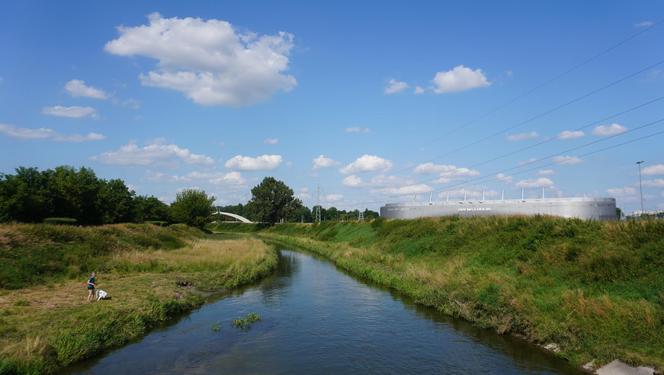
[0,223,278,374]
[212,216,664,371]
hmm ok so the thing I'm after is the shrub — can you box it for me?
[43,218,77,225]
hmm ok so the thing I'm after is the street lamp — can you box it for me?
[636,161,645,215]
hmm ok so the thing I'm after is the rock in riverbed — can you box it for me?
[595,360,655,375]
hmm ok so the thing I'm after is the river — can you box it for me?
[66,250,583,374]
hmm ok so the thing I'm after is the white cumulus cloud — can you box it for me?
[414,163,479,183]
[345,127,370,133]
[312,155,339,170]
[414,86,425,94]
[592,123,627,137]
[642,164,664,176]
[263,138,279,145]
[414,163,479,176]
[323,194,343,203]
[496,173,512,183]
[538,169,555,176]
[432,65,490,94]
[225,154,282,171]
[643,179,664,188]
[384,79,409,94]
[0,123,104,142]
[105,13,296,106]
[297,187,311,201]
[635,20,655,28]
[558,130,585,140]
[341,154,392,174]
[147,170,245,187]
[65,79,108,99]
[342,175,363,187]
[93,141,214,166]
[516,177,554,188]
[553,155,582,165]
[210,171,245,186]
[376,184,433,196]
[507,131,538,142]
[42,105,96,118]
[607,187,636,196]
[369,174,414,188]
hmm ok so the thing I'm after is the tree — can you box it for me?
[246,177,300,224]
[288,204,312,223]
[0,166,175,225]
[98,179,135,223]
[49,166,103,225]
[0,167,53,222]
[324,206,339,221]
[363,208,380,220]
[170,189,215,228]
[134,196,170,222]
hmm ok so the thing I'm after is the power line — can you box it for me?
[415,18,662,152]
[336,22,664,209]
[448,128,664,193]
[461,95,664,170]
[432,117,664,195]
[381,57,664,181]
[346,115,664,207]
[408,57,664,169]
[382,98,664,201]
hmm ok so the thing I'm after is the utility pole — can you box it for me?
[636,161,645,215]
[314,184,322,223]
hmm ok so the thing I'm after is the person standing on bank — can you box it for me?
[86,272,96,302]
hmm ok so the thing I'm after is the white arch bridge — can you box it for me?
[212,211,253,223]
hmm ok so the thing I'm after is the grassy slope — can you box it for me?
[213,217,664,370]
[0,224,277,375]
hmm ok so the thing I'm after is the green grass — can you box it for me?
[0,224,278,375]
[213,217,664,371]
[0,223,203,289]
[232,312,261,330]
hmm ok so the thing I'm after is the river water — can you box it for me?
[67,250,583,374]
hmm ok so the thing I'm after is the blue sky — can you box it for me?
[1,1,664,213]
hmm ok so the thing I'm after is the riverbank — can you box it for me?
[0,224,278,375]
[213,217,664,372]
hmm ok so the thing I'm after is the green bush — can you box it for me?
[145,220,167,226]
[42,218,77,225]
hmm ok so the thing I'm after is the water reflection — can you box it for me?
[66,250,582,375]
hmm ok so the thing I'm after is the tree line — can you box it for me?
[219,176,379,223]
[0,166,378,227]
[0,166,171,225]
[220,203,378,223]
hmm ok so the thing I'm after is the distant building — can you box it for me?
[380,197,617,221]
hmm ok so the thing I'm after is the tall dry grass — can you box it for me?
[218,216,664,371]
[0,227,277,375]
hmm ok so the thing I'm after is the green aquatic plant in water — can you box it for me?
[211,323,221,332]
[232,312,261,329]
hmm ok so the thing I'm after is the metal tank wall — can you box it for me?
[379,197,617,221]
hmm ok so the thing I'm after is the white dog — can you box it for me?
[95,289,109,301]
